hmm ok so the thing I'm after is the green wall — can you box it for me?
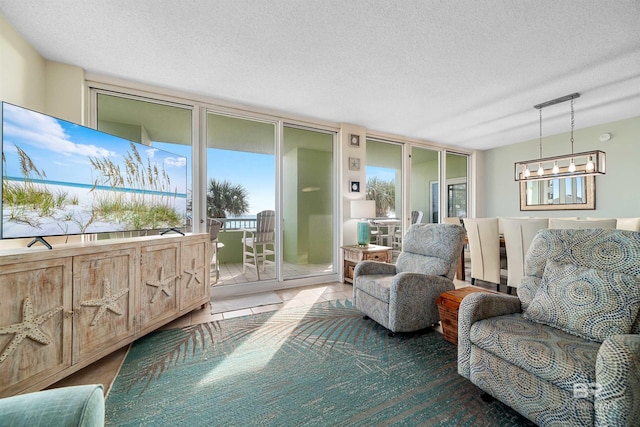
[482,115,640,218]
[446,153,467,179]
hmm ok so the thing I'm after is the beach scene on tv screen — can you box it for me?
[1,103,188,239]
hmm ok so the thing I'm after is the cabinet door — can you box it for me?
[180,237,209,310]
[139,242,180,331]
[72,249,136,364]
[0,258,72,397]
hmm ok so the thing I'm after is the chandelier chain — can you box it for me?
[539,108,543,158]
[570,98,575,154]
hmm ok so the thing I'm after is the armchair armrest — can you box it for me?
[240,228,255,240]
[0,384,104,427]
[353,260,397,277]
[388,273,455,332]
[595,334,640,427]
[458,292,522,378]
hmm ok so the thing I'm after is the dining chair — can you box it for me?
[207,218,225,283]
[586,217,640,232]
[549,218,617,229]
[501,217,548,291]
[411,210,424,224]
[462,217,505,292]
[616,217,640,231]
[442,217,461,225]
[241,210,276,280]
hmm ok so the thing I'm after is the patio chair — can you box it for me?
[208,218,225,283]
[392,210,424,249]
[241,210,276,280]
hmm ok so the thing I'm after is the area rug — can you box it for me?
[210,291,282,314]
[106,299,535,426]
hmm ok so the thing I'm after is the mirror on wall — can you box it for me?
[520,175,595,210]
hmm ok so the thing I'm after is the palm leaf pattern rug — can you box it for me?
[106,299,535,426]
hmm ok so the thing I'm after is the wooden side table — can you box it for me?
[436,286,496,345]
[341,244,392,284]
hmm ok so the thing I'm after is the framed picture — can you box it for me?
[520,173,595,211]
[349,180,361,193]
[349,157,361,171]
[349,134,360,147]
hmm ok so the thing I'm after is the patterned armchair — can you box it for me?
[458,229,640,426]
[353,223,465,334]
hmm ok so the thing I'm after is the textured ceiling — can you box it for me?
[1,0,639,150]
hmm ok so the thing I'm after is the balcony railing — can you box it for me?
[213,217,257,230]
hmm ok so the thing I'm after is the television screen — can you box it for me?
[1,102,188,241]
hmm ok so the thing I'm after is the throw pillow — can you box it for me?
[523,260,640,342]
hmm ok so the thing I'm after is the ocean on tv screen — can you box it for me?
[1,102,188,239]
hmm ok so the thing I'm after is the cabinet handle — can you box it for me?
[64,310,74,318]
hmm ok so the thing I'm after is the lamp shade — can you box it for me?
[351,200,375,246]
[350,200,376,219]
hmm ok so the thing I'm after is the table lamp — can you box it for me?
[350,200,376,246]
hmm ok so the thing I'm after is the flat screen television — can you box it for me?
[1,102,188,247]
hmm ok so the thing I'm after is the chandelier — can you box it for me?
[514,93,606,181]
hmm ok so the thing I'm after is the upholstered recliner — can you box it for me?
[458,229,640,426]
[353,223,466,334]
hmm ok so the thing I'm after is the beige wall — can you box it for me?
[1,16,84,122]
[0,17,85,249]
[44,61,85,124]
[0,15,46,110]
[340,124,367,246]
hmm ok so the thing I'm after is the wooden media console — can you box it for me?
[0,233,209,397]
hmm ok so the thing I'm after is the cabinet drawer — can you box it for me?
[347,263,356,279]
[344,251,364,262]
[364,252,389,262]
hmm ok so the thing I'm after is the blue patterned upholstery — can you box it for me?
[353,223,465,333]
[523,260,640,342]
[458,229,640,426]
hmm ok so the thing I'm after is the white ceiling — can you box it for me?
[1,1,639,150]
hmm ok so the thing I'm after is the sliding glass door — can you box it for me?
[410,147,440,224]
[206,112,276,284]
[366,139,403,253]
[445,152,468,219]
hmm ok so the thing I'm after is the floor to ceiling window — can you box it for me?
[90,87,466,291]
[94,91,193,236]
[282,125,335,279]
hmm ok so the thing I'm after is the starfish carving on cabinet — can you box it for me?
[183,258,203,289]
[146,267,178,303]
[81,279,129,326]
[0,296,62,364]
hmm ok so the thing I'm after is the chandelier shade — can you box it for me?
[514,93,606,182]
